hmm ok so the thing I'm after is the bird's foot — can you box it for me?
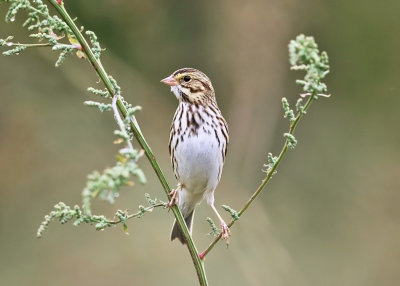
[167,188,179,209]
[220,222,231,245]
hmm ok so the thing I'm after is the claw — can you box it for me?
[210,204,231,245]
[220,222,231,245]
[167,188,179,209]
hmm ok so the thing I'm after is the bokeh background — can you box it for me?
[1,1,400,285]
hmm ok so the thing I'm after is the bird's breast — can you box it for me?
[170,103,227,194]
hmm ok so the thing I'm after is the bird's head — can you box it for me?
[161,68,215,104]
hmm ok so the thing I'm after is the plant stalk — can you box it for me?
[47,1,208,285]
[200,95,314,258]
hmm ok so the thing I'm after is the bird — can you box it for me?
[161,68,230,244]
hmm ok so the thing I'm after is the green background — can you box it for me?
[1,0,399,285]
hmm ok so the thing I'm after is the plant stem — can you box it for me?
[200,95,314,259]
[47,1,208,285]
[108,203,166,224]
[5,42,53,48]
[111,94,135,151]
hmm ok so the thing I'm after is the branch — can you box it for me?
[200,96,313,259]
[200,35,330,259]
[37,199,166,238]
[44,1,208,285]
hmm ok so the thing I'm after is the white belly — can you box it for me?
[175,129,222,195]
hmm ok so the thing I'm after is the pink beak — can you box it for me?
[160,75,178,86]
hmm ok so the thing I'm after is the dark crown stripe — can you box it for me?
[173,68,198,76]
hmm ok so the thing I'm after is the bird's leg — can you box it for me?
[167,184,181,208]
[210,204,231,243]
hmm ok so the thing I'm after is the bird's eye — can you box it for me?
[183,75,191,82]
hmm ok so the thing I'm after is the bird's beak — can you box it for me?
[160,75,178,86]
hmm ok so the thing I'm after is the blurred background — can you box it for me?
[1,0,400,285]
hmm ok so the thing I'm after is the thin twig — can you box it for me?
[4,42,53,48]
[111,94,134,151]
[108,203,165,224]
[200,95,314,259]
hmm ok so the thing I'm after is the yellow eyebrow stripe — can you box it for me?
[175,73,193,80]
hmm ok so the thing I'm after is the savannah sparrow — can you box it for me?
[161,68,230,244]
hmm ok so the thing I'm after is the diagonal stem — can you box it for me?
[47,1,208,285]
[200,95,314,259]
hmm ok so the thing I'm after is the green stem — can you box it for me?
[200,95,314,258]
[47,1,208,285]
[108,203,166,224]
[6,42,53,48]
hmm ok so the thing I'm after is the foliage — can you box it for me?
[0,0,151,234]
[37,195,167,237]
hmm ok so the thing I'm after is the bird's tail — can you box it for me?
[170,187,202,244]
[170,210,195,244]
